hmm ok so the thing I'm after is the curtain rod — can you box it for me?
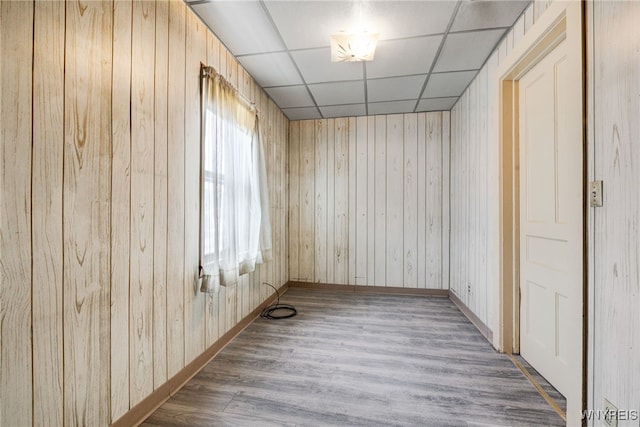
[201,64,258,114]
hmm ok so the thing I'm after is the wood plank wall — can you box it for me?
[0,1,288,425]
[452,0,640,418]
[448,0,552,336]
[588,0,640,420]
[289,113,450,289]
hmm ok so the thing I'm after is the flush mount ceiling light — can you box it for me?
[330,31,379,62]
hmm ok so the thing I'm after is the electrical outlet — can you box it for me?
[603,399,618,427]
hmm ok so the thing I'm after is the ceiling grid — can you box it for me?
[187,0,530,120]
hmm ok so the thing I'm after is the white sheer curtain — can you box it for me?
[200,67,272,293]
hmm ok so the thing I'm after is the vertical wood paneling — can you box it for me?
[267,101,276,289]
[533,0,551,21]
[266,101,275,292]
[243,72,253,320]
[1,3,33,424]
[348,117,357,285]
[110,0,132,417]
[326,119,336,283]
[183,14,206,364]
[403,114,418,288]
[282,112,287,288]
[288,121,300,280]
[130,0,156,406]
[454,101,462,299]
[258,90,268,304]
[166,0,186,378]
[468,80,477,311]
[262,100,272,300]
[498,39,508,64]
[205,30,220,348]
[237,68,247,320]
[218,45,227,81]
[355,117,368,285]
[452,100,461,298]
[220,48,236,330]
[291,113,448,289]
[266,105,274,294]
[153,0,169,388]
[441,111,451,292]
[457,97,464,301]
[262,96,278,299]
[386,115,404,286]
[280,110,287,289]
[334,118,349,284]
[226,50,237,88]
[366,117,376,286]
[505,31,514,55]
[217,45,229,332]
[591,0,640,419]
[425,112,443,289]
[477,66,488,322]
[284,112,289,286]
[3,2,290,425]
[32,1,64,424]
[315,120,328,284]
[272,103,283,292]
[512,13,525,47]
[299,121,315,281]
[256,92,265,303]
[374,116,387,285]
[449,104,459,298]
[524,7,534,33]
[238,271,249,324]
[462,91,470,306]
[275,110,281,289]
[448,1,564,333]
[485,53,499,327]
[417,113,428,288]
[457,93,465,301]
[63,1,112,424]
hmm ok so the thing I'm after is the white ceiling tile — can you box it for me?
[291,48,363,83]
[416,97,458,112]
[282,106,322,121]
[367,75,426,103]
[365,36,442,79]
[451,0,529,32]
[192,1,284,56]
[192,1,529,117]
[265,85,314,108]
[320,104,366,118]
[264,1,457,50]
[308,81,365,106]
[424,71,477,98]
[238,52,303,87]
[365,1,458,40]
[433,29,504,72]
[264,1,355,49]
[368,100,416,116]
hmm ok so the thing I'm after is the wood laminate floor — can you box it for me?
[143,288,565,427]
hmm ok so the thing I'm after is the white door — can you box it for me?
[518,37,583,411]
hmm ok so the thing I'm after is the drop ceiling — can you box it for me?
[186,0,530,120]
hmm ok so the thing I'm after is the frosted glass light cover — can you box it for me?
[330,32,379,62]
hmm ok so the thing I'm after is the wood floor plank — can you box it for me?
[144,289,565,427]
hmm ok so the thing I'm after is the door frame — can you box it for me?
[495,0,585,413]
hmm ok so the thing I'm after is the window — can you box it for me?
[199,67,272,293]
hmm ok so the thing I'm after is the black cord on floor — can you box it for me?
[260,282,297,320]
